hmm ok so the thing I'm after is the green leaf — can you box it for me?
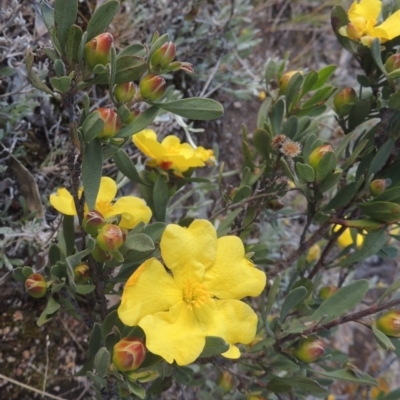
[153,174,169,222]
[374,186,400,203]
[280,286,308,322]
[216,209,242,236]
[348,100,371,131]
[156,98,224,121]
[113,149,144,184]
[66,24,83,66]
[282,115,298,139]
[296,162,315,183]
[312,65,337,91]
[86,0,120,41]
[265,274,281,316]
[82,139,102,210]
[148,33,169,61]
[232,186,252,203]
[174,366,193,385]
[367,139,394,179]
[300,70,319,97]
[54,0,78,55]
[257,97,272,129]
[89,323,103,358]
[116,106,160,138]
[12,267,27,282]
[271,99,285,135]
[312,368,378,386]
[37,297,61,327]
[378,279,400,303]
[126,380,146,399]
[370,38,387,76]
[372,325,395,350]
[63,215,75,256]
[122,233,155,252]
[102,310,124,338]
[76,284,96,294]
[324,182,357,211]
[302,86,336,109]
[309,280,369,324]
[114,55,147,84]
[199,336,229,358]
[253,128,271,160]
[22,266,34,279]
[358,201,400,223]
[94,347,111,377]
[25,51,54,96]
[336,129,357,158]
[315,152,337,183]
[48,244,65,266]
[81,112,105,143]
[286,73,303,112]
[118,43,146,58]
[40,2,55,33]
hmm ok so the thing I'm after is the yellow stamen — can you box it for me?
[182,279,210,310]
[96,200,114,216]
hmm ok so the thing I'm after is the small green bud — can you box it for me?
[267,199,284,210]
[376,310,400,337]
[308,144,334,170]
[333,88,357,116]
[84,33,114,71]
[385,54,400,74]
[279,70,302,94]
[92,245,112,263]
[114,82,136,103]
[369,179,386,197]
[139,74,166,101]
[82,210,106,237]
[74,263,91,282]
[293,337,325,363]
[150,42,176,67]
[125,108,142,124]
[319,285,338,300]
[96,224,125,252]
[25,273,47,298]
[94,108,121,139]
[112,337,146,372]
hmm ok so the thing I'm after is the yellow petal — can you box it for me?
[49,188,77,215]
[133,129,166,159]
[109,196,152,229]
[96,177,117,205]
[203,236,266,299]
[348,0,381,26]
[161,135,182,152]
[335,226,364,249]
[372,10,400,40]
[118,258,181,326]
[222,345,241,359]
[160,220,217,285]
[139,301,206,366]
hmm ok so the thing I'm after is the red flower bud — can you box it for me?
[308,144,334,170]
[376,310,400,337]
[94,108,121,139]
[83,210,106,237]
[114,82,136,103]
[92,245,112,263]
[84,33,114,70]
[333,88,357,116]
[25,273,47,298]
[293,337,325,363]
[112,337,146,372]
[96,224,125,252]
[319,285,338,300]
[150,42,176,67]
[369,179,386,197]
[385,54,400,74]
[74,263,91,282]
[139,74,166,101]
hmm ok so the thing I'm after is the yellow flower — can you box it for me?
[340,0,400,44]
[132,129,214,174]
[333,225,364,249]
[49,177,152,229]
[306,243,321,262]
[118,219,266,366]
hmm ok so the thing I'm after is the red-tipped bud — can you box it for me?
[150,42,176,67]
[125,108,142,124]
[74,263,91,282]
[96,224,125,252]
[25,273,47,298]
[333,88,357,116]
[139,74,166,101]
[376,310,400,337]
[217,371,234,392]
[114,82,136,103]
[279,70,302,94]
[94,108,121,139]
[385,54,400,73]
[83,210,106,237]
[369,179,386,197]
[91,245,112,263]
[112,337,146,372]
[84,33,114,70]
[293,337,325,363]
[319,285,338,300]
[308,144,334,170]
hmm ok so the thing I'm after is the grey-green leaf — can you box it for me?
[94,347,111,377]
[116,106,160,138]
[86,0,120,41]
[199,336,229,358]
[82,139,102,210]
[113,149,144,184]
[54,0,78,55]
[280,286,308,322]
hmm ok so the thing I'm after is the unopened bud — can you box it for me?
[217,371,234,392]
[125,108,142,124]
[112,337,146,372]
[168,61,194,74]
[293,337,325,363]
[150,42,176,67]
[385,54,400,74]
[369,179,386,197]
[83,210,105,237]
[114,82,136,103]
[92,245,112,263]
[308,144,334,170]
[279,70,302,94]
[139,74,166,101]
[94,108,121,139]
[25,273,47,298]
[333,88,357,116]
[376,310,400,337]
[306,243,321,262]
[74,263,91,282]
[267,199,284,210]
[96,224,125,252]
[319,285,338,300]
[84,33,114,70]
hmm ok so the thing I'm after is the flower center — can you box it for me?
[95,200,114,217]
[182,279,210,310]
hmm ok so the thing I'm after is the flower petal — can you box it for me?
[133,129,166,159]
[372,10,400,40]
[203,236,266,299]
[109,196,152,229]
[49,188,77,215]
[160,220,217,285]
[96,176,117,205]
[348,0,381,25]
[118,258,181,326]
[139,301,206,366]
